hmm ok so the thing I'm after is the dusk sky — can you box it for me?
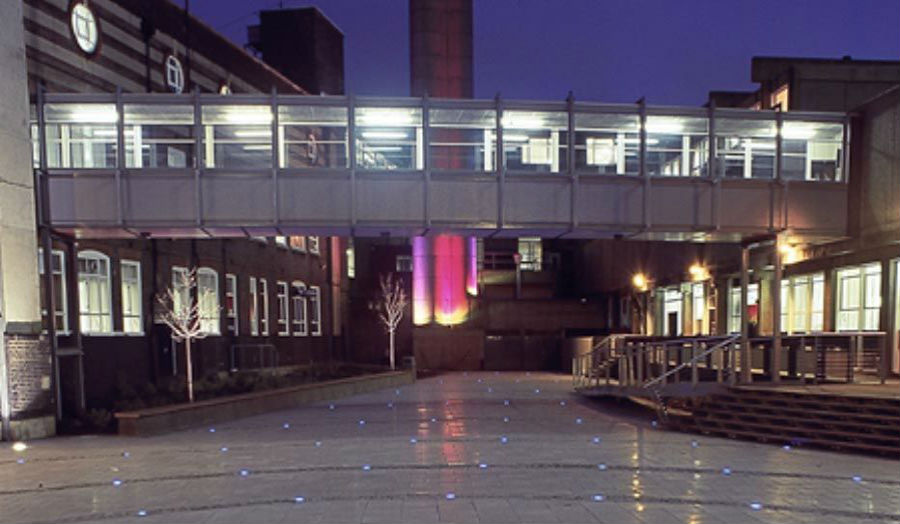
[188,0,900,105]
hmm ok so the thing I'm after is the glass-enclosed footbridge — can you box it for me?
[33,91,849,241]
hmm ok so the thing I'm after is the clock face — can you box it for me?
[165,55,185,93]
[70,2,99,55]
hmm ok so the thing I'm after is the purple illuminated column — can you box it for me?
[412,236,432,325]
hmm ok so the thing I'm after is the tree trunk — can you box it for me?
[185,338,194,403]
[389,329,395,370]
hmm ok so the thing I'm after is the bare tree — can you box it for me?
[376,273,408,370]
[155,268,215,402]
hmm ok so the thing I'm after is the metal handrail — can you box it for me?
[643,334,740,389]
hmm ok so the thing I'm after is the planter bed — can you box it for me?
[115,369,414,436]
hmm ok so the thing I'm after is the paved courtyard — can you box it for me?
[2,372,898,524]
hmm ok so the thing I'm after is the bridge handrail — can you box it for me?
[642,334,741,389]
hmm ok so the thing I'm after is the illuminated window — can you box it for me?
[197,268,220,335]
[518,237,542,271]
[165,55,185,94]
[307,236,320,255]
[291,281,307,336]
[663,287,683,336]
[38,249,68,333]
[70,2,99,55]
[770,84,789,111]
[691,282,705,333]
[275,236,288,248]
[837,264,881,331]
[289,236,306,252]
[346,239,355,278]
[276,281,289,336]
[396,255,413,273]
[309,286,322,336]
[225,274,238,335]
[811,274,825,331]
[249,276,258,336]
[258,278,269,335]
[78,250,112,334]
[121,260,142,334]
[728,282,759,334]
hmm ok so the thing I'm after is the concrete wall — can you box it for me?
[1,0,54,440]
[413,327,483,371]
[851,87,899,242]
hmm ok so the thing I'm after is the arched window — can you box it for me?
[77,250,112,334]
[197,267,220,335]
[291,281,307,336]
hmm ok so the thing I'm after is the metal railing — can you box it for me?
[573,331,889,393]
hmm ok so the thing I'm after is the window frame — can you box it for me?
[77,250,113,335]
[197,267,221,336]
[259,277,269,336]
[309,285,322,336]
[307,236,320,255]
[225,273,238,335]
[291,281,308,336]
[38,248,69,334]
[120,259,143,335]
[276,281,290,336]
[249,276,259,336]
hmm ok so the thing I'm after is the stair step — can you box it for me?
[667,417,900,457]
[691,410,900,442]
[699,399,900,424]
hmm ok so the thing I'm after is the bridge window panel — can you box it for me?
[781,121,844,181]
[123,104,195,168]
[502,110,568,173]
[44,104,119,169]
[715,117,777,179]
[428,108,496,171]
[645,115,709,177]
[278,105,348,168]
[355,107,423,170]
[574,112,640,175]
[201,105,273,169]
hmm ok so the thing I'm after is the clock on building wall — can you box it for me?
[165,55,185,93]
[70,1,99,55]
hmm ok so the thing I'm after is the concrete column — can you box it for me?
[772,235,782,382]
[740,246,751,383]
[0,0,55,439]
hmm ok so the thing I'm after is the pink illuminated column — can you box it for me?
[412,236,432,325]
[433,234,468,325]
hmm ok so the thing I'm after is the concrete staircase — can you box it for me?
[665,387,900,458]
